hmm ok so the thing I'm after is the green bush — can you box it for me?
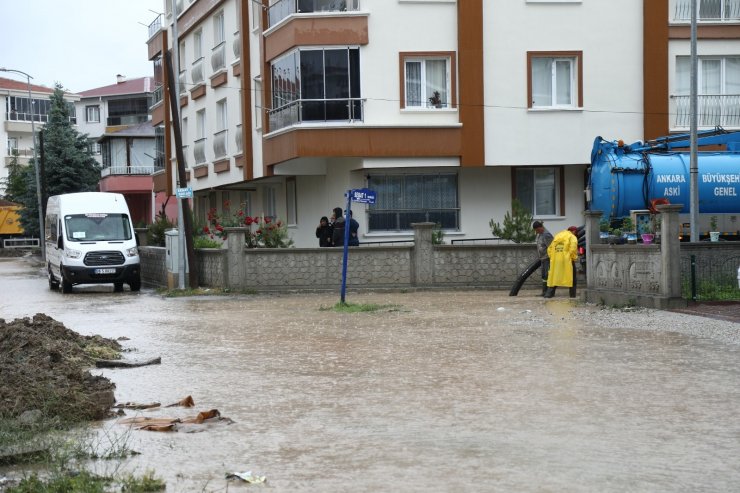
[489,199,535,243]
[146,212,175,247]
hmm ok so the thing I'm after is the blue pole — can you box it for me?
[340,191,352,304]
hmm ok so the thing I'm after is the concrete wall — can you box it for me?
[140,223,541,292]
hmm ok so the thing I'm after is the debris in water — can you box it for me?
[226,471,266,484]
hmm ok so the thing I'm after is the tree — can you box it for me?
[15,84,101,237]
[489,198,535,243]
[1,150,28,203]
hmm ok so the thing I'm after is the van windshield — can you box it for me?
[64,213,132,242]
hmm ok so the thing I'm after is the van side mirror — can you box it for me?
[57,236,63,249]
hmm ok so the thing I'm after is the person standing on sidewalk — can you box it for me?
[533,221,554,297]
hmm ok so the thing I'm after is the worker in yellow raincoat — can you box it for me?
[544,226,579,298]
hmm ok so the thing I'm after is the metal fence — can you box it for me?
[682,254,740,301]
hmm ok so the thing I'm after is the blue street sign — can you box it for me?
[176,187,193,199]
[351,188,376,204]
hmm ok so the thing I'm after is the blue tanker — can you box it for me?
[587,129,740,227]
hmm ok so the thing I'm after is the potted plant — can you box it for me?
[599,217,610,243]
[609,226,623,244]
[709,215,720,242]
[428,91,443,108]
[622,217,637,244]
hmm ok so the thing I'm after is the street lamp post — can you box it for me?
[0,68,45,261]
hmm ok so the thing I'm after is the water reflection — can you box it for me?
[1,257,739,492]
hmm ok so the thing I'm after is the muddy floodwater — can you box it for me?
[1,255,740,492]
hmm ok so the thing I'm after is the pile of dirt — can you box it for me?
[0,314,121,421]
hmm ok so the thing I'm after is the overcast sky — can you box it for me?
[0,0,162,93]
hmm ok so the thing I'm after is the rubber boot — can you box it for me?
[569,286,576,298]
[544,287,556,298]
[541,284,548,297]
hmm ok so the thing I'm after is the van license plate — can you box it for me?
[95,268,116,274]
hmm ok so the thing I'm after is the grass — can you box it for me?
[6,469,165,492]
[682,276,740,301]
[320,302,401,313]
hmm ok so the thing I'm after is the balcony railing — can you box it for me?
[213,129,228,158]
[106,115,149,126]
[672,94,740,128]
[194,137,207,164]
[674,0,740,21]
[6,148,33,157]
[151,85,163,107]
[148,14,162,39]
[211,42,226,72]
[268,98,364,132]
[233,31,240,59]
[191,58,205,85]
[269,0,360,27]
[101,165,160,177]
[178,70,187,94]
[235,123,243,153]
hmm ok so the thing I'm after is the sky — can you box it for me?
[0,0,162,94]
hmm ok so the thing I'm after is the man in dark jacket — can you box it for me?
[533,221,554,297]
[331,207,346,247]
[347,210,360,246]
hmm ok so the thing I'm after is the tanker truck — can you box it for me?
[0,200,25,247]
[587,127,740,240]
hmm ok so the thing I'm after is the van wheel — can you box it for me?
[129,277,141,292]
[48,268,60,290]
[113,282,124,292]
[62,278,73,294]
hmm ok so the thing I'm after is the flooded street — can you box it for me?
[2,255,740,492]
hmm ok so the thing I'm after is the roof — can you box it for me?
[0,76,55,94]
[97,121,156,141]
[78,77,154,98]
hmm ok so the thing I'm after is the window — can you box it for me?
[194,30,203,60]
[6,96,52,122]
[254,77,262,130]
[400,53,455,109]
[7,137,17,154]
[88,141,101,155]
[674,0,740,21]
[269,47,361,130]
[675,56,740,127]
[216,98,227,131]
[86,105,100,123]
[513,167,562,216]
[675,56,740,96]
[286,177,297,226]
[214,11,225,45]
[263,186,276,221]
[252,0,261,31]
[367,173,459,232]
[196,109,206,139]
[528,51,582,108]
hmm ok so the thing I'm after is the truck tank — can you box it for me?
[588,137,740,219]
[0,202,24,239]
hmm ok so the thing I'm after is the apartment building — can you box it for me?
[0,77,79,194]
[150,0,714,248]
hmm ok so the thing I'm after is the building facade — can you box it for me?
[149,0,728,248]
[0,77,78,195]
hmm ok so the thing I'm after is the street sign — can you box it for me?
[351,188,376,204]
[176,187,193,199]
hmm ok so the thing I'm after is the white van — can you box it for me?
[45,192,141,293]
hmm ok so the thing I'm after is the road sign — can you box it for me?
[351,188,376,204]
[176,187,193,199]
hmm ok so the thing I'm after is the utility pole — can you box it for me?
[689,0,699,242]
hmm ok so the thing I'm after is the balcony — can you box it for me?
[211,42,226,72]
[194,137,207,164]
[151,85,163,108]
[235,123,243,153]
[100,164,162,177]
[674,0,740,21]
[233,31,240,59]
[148,14,162,40]
[106,115,149,126]
[672,94,740,128]
[213,129,228,158]
[268,98,364,132]
[269,0,360,28]
[191,58,205,86]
